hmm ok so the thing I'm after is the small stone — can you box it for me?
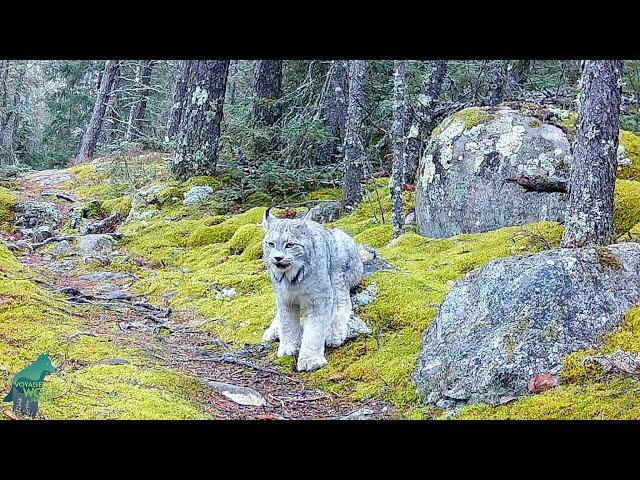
[339,407,376,420]
[77,234,113,257]
[183,186,213,206]
[216,287,236,300]
[204,381,267,407]
[51,240,71,255]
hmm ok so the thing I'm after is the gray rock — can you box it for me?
[183,185,213,206]
[345,314,372,341]
[14,200,61,231]
[339,407,377,420]
[414,243,640,407]
[47,259,77,273]
[50,239,71,255]
[203,381,267,407]
[415,105,573,238]
[78,271,130,283]
[306,202,342,224]
[77,234,113,257]
[30,225,54,243]
[359,245,395,277]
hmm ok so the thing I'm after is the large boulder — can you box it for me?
[415,104,633,238]
[413,243,640,408]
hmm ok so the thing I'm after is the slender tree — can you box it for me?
[0,61,26,165]
[170,60,229,180]
[77,60,121,160]
[165,60,192,143]
[317,60,348,166]
[561,60,624,247]
[404,60,447,184]
[513,60,532,86]
[252,60,283,128]
[391,61,407,238]
[487,60,507,106]
[342,60,367,211]
[125,60,155,142]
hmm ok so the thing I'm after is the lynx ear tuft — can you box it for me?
[262,207,277,230]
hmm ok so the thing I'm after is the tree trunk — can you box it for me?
[77,60,121,160]
[252,60,283,128]
[561,60,623,247]
[106,68,123,145]
[404,60,447,184]
[165,60,192,143]
[342,60,367,211]
[0,61,26,166]
[513,60,532,86]
[487,60,507,106]
[391,61,407,238]
[125,60,155,142]
[317,60,348,166]
[169,60,229,180]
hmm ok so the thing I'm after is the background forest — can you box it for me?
[2,60,639,185]
[2,59,640,420]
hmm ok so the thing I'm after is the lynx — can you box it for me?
[261,208,363,371]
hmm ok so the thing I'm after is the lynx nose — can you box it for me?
[273,255,284,262]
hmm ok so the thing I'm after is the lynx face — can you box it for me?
[263,220,310,276]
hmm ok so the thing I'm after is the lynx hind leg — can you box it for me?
[326,280,351,348]
[331,229,364,290]
[262,311,280,343]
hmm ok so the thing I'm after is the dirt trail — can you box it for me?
[8,168,394,420]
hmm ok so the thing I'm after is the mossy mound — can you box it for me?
[0,187,17,230]
[619,130,640,181]
[0,240,208,419]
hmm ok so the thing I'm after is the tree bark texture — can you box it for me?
[166,60,192,142]
[391,61,407,238]
[125,60,155,142]
[77,60,121,160]
[561,60,623,247]
[342,60,367,211]
[170,60,229,180]
[317,60,348,166]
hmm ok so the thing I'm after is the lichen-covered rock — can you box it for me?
[14,200,61,232]
[77,234,114,257]
[182,185,213,206]
[414,243,640,408]
[306,201,342,224]
[415,104,635,238]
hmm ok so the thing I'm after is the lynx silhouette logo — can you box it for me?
[3,354,57,417]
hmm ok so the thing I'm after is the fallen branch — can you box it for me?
[30,235,75,250]
[41,191,77,202]
[79,212,123,235]
[504,175,569,194]
[196,354,301,384]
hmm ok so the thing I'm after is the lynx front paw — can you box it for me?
[277,341,300,357]
[297,355,328,372]
[262,325,279,343]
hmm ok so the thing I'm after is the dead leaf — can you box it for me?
[446,280,456,288]
[527,372,557,394]
[328,374,345,382]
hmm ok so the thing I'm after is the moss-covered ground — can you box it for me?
[5,126,640,419]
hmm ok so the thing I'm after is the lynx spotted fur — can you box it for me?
[261,208,363,371]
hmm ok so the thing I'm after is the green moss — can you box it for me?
[613,179,640,236]
[618,130,640,181]
[455,377,640,420]
[0,240,208,419]
[430,107,490,140]
[0,186,17,230]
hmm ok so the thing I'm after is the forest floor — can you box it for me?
[4,167,395,420]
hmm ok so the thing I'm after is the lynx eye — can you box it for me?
[284,242,295,249]
[266,242,275,248]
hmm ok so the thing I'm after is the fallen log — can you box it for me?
[504,175,569,194]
